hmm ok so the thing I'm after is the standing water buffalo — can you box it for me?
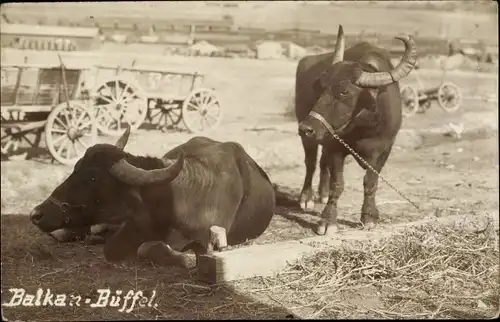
[296,25,417,235]
[30,127,275,265]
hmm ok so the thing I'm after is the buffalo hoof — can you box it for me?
[137,241,190,269]
[299,199,315,211]
[362,221,377,230]
[314,220,339,236]
[319,196,329,204]
[90,224,109,235]
[360,213,378,231]
[164,244,191,268]
[49,228,78,242]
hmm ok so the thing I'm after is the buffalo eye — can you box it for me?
[339,88,349,96]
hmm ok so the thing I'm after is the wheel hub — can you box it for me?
[67,127,80,141]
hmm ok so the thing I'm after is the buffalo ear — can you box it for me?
[313,71,329,94]
[102,189,152,262]
[126,188,152,232]
[312,77,325,94]
[357,88,378,112]
[103,221,144,262]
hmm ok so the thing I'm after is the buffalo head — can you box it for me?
[298,25,417,142]
[29,125,184,242]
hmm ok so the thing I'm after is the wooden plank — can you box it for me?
[1,105,52,113]
[1,120,46,131]
[197,211,499,284]
[145,93,188,101]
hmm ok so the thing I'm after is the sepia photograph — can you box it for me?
[1,0,498,320]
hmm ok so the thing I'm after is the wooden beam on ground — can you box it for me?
[197,211,498,284]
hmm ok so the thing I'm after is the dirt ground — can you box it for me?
[1,54,498,320]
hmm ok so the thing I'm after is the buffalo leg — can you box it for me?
[50,227,89,242]
[360,147,392,229]
[318,146,331,204]
[315,152,346,235]
[299,137,318,210]
[137,241,190,268]
[84,224,124,244]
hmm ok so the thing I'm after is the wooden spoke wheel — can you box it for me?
[400,85,420,117]
[1,128,22,156]
[419,100,431,113]
[147,99,183,132]
[45,101,98,165]
[181,88,222,133]
[93,77,148,137]
[1,128,42,156]
[437,82,462,113]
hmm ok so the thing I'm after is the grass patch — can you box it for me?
[0,215,296,321]
[235,216,499,319]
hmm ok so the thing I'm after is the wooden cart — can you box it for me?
[1,55,98,165]
[91,63,222,136]
[400,67,462,117]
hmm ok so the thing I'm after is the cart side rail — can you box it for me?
[94,64,204,77]
[1,62,93,70]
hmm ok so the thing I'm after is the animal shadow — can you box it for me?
[1,147,53,163]
[275,207,317,231]
[337,218,363,229]
[273,184,363,230]
[273,183,320,217]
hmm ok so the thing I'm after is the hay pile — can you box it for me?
[239,218,499,319]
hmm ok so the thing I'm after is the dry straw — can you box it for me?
[236,216,499,319]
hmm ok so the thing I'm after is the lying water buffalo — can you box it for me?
[30,127,275,265]
[296,25,417,235]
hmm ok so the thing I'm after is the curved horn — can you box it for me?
[115,125,131,150]
[354,35,418,87]
[109,152,184,186]
[332,25,345,65]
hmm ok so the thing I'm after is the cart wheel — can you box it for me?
[400,85,420,117]
[181,88,222,133]
[45,101,98,165]
[437,82,462,113]
[1,127,43,159]
[147,99,183,132]
[420,100,431,113]
[1,131,21,156]
[93,77,148,137]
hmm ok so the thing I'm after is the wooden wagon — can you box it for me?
[400,62,462,117]
[1,54,98,165]
[90,62,223,137]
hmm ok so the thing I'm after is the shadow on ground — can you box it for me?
[273,184,361,230]
[1,215,300,320]
[1,147,52,164]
